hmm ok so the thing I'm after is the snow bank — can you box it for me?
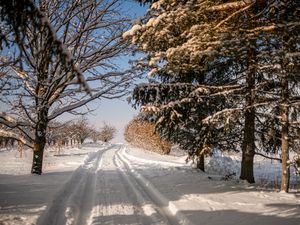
[0,145,97,225]
[205,149,300,189]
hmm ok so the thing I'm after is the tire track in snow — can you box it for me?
[38,144,194,225]
[88,145,158,225]
[36,146,113,225]
[113,153,169,225]
[115,147,194,225]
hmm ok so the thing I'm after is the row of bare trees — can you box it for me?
[47,118,116,150]
[1,118,116,158]
[1,117,116,148]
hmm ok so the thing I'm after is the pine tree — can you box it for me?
[127,0,248,171]
[125,0,299,186]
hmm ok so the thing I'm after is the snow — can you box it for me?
[151,2,161,10]
[0,143,299,225]
[147,68,159,77]
[122,24,142,39]
[0,130,32,148]
[206,150,300,189]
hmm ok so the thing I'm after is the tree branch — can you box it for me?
[255,152,282,162]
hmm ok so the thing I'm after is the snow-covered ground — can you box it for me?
[0,143,299,225]
[205,149,300,190]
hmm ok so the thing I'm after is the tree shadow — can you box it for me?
[182,207,300,225]
[136,165,300,195]
[0,171,73,216]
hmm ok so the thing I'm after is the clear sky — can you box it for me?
[87,1,148,143]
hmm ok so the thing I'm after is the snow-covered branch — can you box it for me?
[0,129,33,148]
[207,1,255,12]
[214,3,254,29]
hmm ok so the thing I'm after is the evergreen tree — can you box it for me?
[126,0,248,171]
[125,0,299,187]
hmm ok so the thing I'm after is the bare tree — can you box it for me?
[72,117,93,144]
[0,0,89,91]
[124,116,172,154]
[99,123,116,143]
[90,128,101,143]
[46,120,70,147]
[0,0,134,174]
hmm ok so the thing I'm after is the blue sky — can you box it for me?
[87,1,148,142]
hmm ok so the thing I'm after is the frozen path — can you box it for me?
[37,144,192,225]
[1,143,299,225]
[36,146,105,225]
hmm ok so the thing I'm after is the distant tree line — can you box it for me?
[0,117,116,149]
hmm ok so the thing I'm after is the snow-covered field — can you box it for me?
[0,143,299,225]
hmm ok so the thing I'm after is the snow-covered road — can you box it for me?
[0,143,299,225]
[37,145,191,225]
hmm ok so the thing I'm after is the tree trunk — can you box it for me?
[18,142,24,158]
[31,110,48,175]
[5,138,9,149]
[280,78,290,192]
[240,42,256,183]
[31,140,46,174]
[196,154,205,172]
[240,108,255,183]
